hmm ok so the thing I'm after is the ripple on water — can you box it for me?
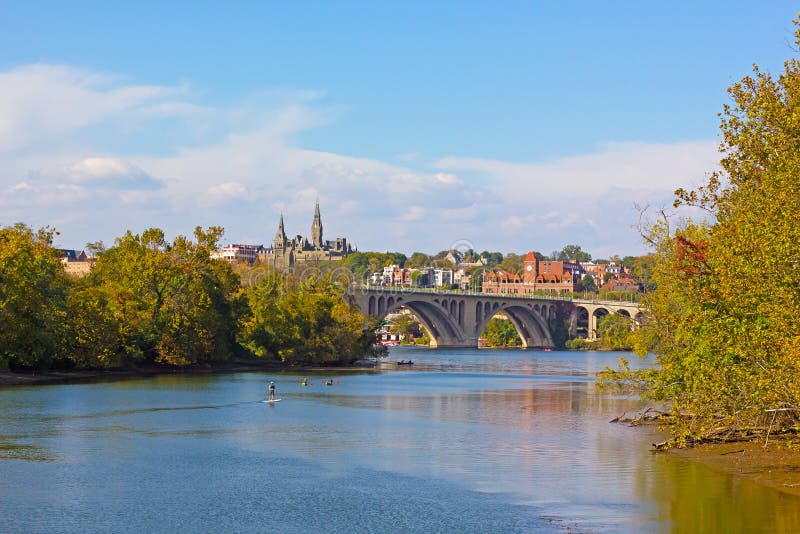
[0,441,56,462]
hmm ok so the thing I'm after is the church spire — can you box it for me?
[311,200,323,248]
[274,213,287,250]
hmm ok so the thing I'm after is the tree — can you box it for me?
[389,313,421,341]
[626,18,800,446]
[482,316,522,347]
[406,252,431,268]
[580,274,598,293]
[76,227,243,367]
[240,271,376,364]
[479,251,503,268]
[595,314,633,350]
[558,244,591,262]
[0,224,68,369]
[497,253,523,274]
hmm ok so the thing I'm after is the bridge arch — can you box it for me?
[475,302,554,348]
[374,296,466,348]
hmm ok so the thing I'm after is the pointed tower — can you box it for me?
[274,213,288,251]
[523,251,538,284]
[310,200,323,248]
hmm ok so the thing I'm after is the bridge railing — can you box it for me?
[350,284,643,308]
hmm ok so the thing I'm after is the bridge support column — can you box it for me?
[586,306,598,341]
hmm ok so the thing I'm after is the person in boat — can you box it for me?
[268,381,276,401]
[300,377,308,386]
[324,378,333,386]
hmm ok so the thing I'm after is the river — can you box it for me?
[1,347,798,533]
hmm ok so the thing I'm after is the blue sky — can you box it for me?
[1,2,797,257]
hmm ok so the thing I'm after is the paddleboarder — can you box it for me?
[268,381,276,401]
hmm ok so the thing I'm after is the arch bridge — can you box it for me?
[347,286,644,349]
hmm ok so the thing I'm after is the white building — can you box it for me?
[211,244,265,264]
[433,268,453,287]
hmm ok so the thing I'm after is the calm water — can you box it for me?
[1,348,799,533]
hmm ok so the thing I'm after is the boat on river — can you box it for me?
[397,360,414,366]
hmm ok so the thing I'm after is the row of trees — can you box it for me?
[0,225,377,371]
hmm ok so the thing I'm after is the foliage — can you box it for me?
[69,226,244,367]
[478,251,504,268]
[580,274,598,293]
[482,317,522,347]
[0,224,69,369]
[556,244,591,262]
[595,313,634,350]
[629,19,800,445]
[496,253,523,273]
[240,270,377,364]
[565,337,597,350]
[389,313,422,342]
[406,252,431,268]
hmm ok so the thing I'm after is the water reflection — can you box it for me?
[0,348,798,532]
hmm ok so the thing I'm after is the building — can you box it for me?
[211,244,265,264]
[602,274,642,292]
[257,201,353,270]
[59,249,94,277]
[433,268,454,288]
[482,251,579,294]
[581,262,608,284]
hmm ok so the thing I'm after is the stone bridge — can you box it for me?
[347,286,645,349]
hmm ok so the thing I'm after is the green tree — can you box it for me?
[557,244,591,262]
[580,274,598,293]
[482,316,522,347]
[406,252,431,268]
[240,271,376,364]
[389,313,421,341]
[479,251,504,268]
[77,226,243,367]
[0,224,69,369]
[596,313,633,350]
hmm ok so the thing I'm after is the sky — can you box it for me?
[1,2,798,258]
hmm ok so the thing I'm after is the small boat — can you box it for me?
[397,360,414,366]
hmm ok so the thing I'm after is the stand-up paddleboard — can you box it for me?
[262,398,282,403]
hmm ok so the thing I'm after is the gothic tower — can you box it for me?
[274,213,288,251]
[310,200,323,248]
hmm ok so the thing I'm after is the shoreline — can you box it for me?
[0,360,381,387]
[668,439,800,498]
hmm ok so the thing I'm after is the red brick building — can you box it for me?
[482,252,579,294]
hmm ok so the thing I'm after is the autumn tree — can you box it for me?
[629,17,800,445]
[0,224,69,369]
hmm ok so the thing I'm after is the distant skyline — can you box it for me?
[1,2,797,257]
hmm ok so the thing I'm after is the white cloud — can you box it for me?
[0,64,192,153]
[400,206,427,222]
[434,140,718,197]
[68,157,165,190]
[206,182,248,202]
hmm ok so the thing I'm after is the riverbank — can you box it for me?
[669,438,800,497]
[0,360,380,387]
